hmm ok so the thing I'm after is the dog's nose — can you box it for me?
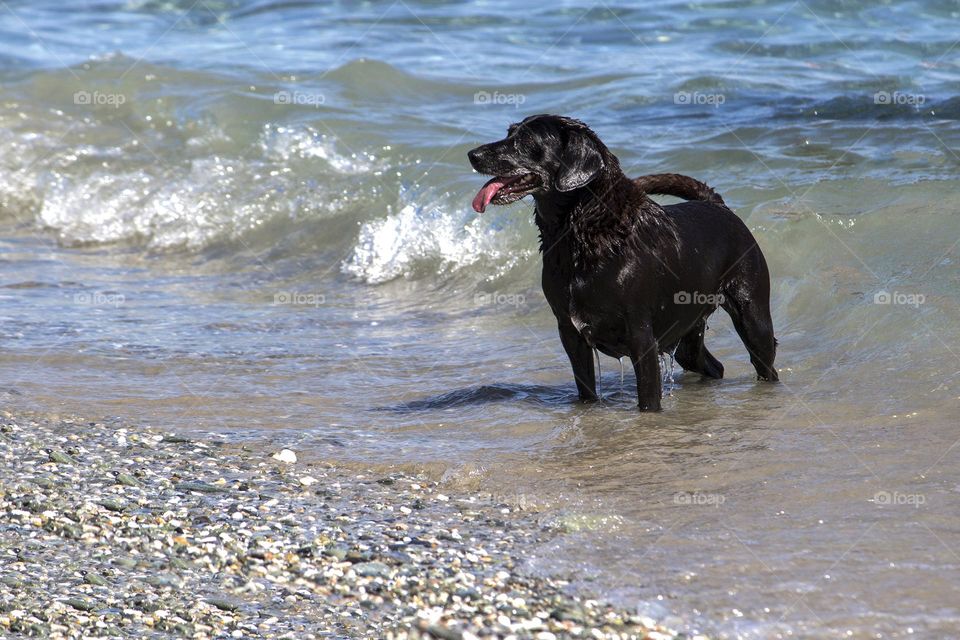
[467,147,484,168]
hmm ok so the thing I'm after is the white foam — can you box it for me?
[259,125,377,174]
[22,125,375,250]
[341,187,529,284]
[37,158,251,249]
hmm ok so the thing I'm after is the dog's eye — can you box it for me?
[514,137,543,161]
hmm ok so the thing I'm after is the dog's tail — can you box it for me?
[633,173,727,207]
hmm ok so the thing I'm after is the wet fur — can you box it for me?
[468,115,779,410]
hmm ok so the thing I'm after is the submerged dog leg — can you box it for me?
[723,296,779,382]
[558,321,598,401]
[629,324,662,411]
[721,249,779,382]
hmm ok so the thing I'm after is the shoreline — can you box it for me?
[0,410,698,639]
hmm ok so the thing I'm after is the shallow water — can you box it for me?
[1,1,959,637]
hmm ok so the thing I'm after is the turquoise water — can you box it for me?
[1,1,959,637]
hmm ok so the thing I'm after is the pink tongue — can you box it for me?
[472,176,520,213]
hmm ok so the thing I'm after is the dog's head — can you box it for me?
[467,114,608,213]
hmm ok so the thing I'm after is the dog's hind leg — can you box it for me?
[674,319,724,379]
[721,254,779,382]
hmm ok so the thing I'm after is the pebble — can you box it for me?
[271,449,297,464]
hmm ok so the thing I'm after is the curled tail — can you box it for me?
[633,173,727,207]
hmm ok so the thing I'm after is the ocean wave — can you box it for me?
[26,124,375,250]
[1,53,957,285]
[341,186,533,284]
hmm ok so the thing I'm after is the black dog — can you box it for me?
[468,114,778,411]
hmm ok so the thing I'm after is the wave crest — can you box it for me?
[341,187,532,284]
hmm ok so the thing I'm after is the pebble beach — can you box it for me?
[0,411,694,640]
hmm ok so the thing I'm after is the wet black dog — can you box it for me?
[468,114,778,411]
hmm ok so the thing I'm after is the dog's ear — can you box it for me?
[556,130,604,192]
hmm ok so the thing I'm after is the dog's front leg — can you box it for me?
[558,321,597,402]
[629,324,662,411]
